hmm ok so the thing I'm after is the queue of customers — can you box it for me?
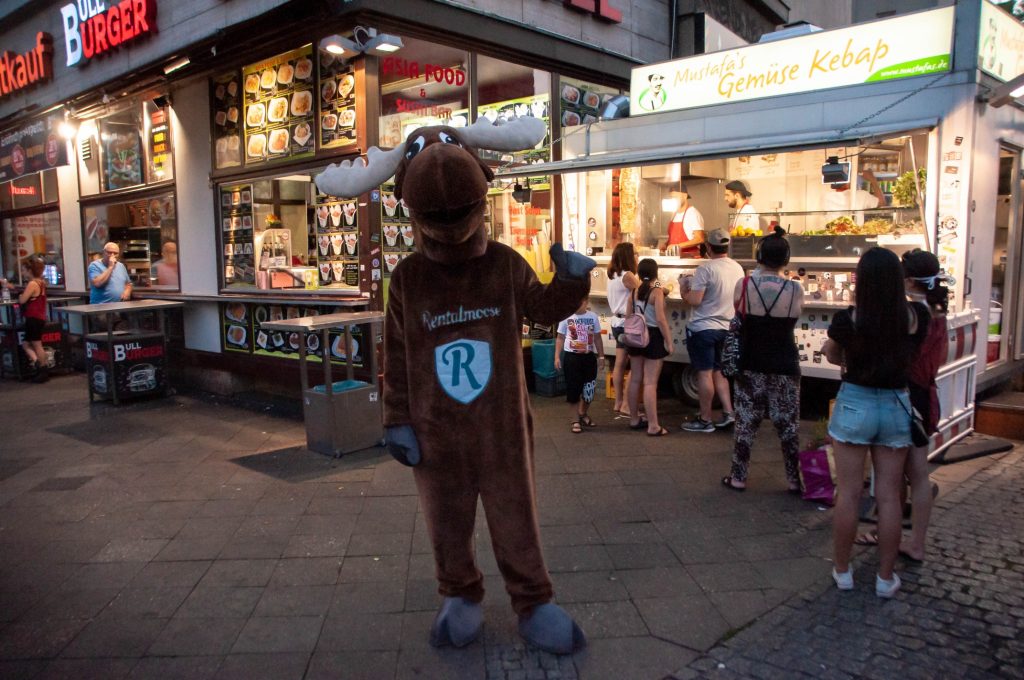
[579,230,951,600]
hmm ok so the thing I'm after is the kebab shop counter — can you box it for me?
[57,300,184,405]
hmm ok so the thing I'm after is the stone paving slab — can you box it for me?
[0,373,1019,679]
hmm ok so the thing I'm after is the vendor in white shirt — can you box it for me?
[823,169,886,212]
[724,180,760,234]
[666,187,705,256]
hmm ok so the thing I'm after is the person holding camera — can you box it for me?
[89,242,132,304]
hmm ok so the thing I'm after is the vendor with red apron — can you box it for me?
[666,186,705,257]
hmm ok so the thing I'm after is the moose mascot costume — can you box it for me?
[316,117,591,654]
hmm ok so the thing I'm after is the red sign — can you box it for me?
[562,0,622,23]
[10,184,36,196]
[381,58,467,86]
[60,0,157,67]
[10,145,26,176]
[0,33,54,101]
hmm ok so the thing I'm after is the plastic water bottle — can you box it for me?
[1,281,10,303]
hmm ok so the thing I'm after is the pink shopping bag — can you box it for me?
[798,445,836,506]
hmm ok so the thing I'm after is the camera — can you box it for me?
[821,156,850,185]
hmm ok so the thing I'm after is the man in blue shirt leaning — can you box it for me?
[89,242,133,303]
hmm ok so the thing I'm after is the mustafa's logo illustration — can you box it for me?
[637,72,667,112]
[435,339,491,404]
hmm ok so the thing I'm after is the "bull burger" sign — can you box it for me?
[60,0,157,67]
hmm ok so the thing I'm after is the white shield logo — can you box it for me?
[435,339,492,404]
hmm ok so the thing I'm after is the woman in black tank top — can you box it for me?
[722,228,804,493]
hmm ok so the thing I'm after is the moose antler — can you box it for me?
[315,145,406,199]
[458,116,546,151]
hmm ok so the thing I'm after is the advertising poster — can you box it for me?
[380,182,413,278]
[314,190,360,289]
[101,124,144,190]
[0,114,68,182]
[243,45,315,164]
[318,52,357,149]
[220,184,255,286]
[86,333,166,399]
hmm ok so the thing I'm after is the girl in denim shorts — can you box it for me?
[822,247,929,599]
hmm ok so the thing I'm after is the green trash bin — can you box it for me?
[532,339,557,379]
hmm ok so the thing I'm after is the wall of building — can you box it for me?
[853,0,953,23]
[784,0,852,29]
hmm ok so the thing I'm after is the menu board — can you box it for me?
[318,51,357,149]
[212,71,243,168]
[380,182,414,277]
[559,78,618,128]
[220,184,255,286]
[477,95,549,165]
[314,191,360,288]
[220,301,364,367]
[243,45,315,165]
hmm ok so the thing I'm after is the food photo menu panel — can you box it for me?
[212,71,243,169]
[314,191,360,289]
[222,301,252,354]
[243,45,315,164]
[318,51,357,149]
[220,184,255,286]
[380,182,414,278]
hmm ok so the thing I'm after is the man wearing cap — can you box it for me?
[679,228,745,433]
[666,187,705,256]
[724,180,761,235]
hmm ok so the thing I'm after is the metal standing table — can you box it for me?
[261,311,385,457]
[58,300,184,405]
[0,295,83,379]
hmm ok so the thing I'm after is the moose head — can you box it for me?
[315,116,546,264]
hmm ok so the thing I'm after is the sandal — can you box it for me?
[898,548,924,564]
[579,415,596,428]
[646,427,669,437]
[721,476,746,492]
[628,419,649,431]
[571,421,583,434]
[853,530,879,546]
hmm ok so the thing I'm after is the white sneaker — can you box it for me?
[876,573,901,599]
[832,567,854,591]
[714,412,736,428]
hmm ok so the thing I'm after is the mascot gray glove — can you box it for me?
[385,424,422,467]
[549,243,596,281]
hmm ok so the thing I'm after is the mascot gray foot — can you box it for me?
[429,597,483,648]
[518,603,587,654]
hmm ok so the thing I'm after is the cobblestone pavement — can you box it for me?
[678,446,1024,680]
[0,373,1019,680]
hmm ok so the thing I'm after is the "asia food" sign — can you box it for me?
[630,6,954,115]
[60,0,157,67]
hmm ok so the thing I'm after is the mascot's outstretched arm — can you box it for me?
[517,243,595,327]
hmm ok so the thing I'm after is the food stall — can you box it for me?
[498,4,1023,459]
[58,299,184,405]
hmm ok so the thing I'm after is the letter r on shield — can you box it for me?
[435,339,491,404]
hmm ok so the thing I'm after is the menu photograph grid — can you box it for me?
[314,192,360,288]
[243,45,315,164]
[219,301,364,367]
[220,184,256,286]
[212,71,242,168]
[380,182,414,277]
[318,51,357,149]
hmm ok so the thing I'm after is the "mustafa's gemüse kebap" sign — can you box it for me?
[630,6,954,115]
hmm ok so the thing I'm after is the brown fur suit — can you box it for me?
[316,118,590,651]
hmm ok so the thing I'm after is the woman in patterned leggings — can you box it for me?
[722,227,804,492]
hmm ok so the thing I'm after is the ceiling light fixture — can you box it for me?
[364,33,403,55]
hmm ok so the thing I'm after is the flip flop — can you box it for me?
[721,476,746,492]
[853,530,879,546]
[571,421,583,434]
[628,419,649,430]
[898,548,924,564]
[646,427,669,437]
[579,415,596,428]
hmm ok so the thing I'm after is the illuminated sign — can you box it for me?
[979,1,1024,83]
[60,0,157,67]
[10,185,37,196]
[0,33,54,101]
[630,6,954,115]
[561,0,621,24]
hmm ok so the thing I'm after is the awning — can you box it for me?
[496,117,938,178]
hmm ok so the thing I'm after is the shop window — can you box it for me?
[477,55,551,166]
[79,96,175,196]
[82,193,178,291]
[218,173,355,293]
[379,37,470,147]
[558,77,619,129]
[1,210,65,288]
